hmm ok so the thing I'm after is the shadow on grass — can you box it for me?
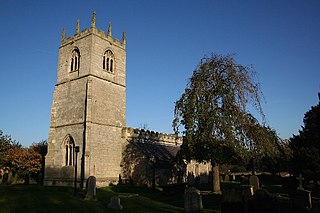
[0,185,185,213]
[2,183,318,212]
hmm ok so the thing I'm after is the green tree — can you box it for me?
[290,101,320,181]
[260,139,292,174]
[173,53,278,192]
[0,130,21,169]
[30,140,48,184]
[2,146,41,183]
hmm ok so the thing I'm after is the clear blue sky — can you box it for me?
[0,0,319,147]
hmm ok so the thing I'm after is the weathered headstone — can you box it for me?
[2,172,9,185]
[84,176,97,201]
[187,173,195,187]
[240,175,247,185]
[318,181,320,207]
[108,196,123,210]
[291,189,312,210]
[249,175,259,193]
[296,174,304,190]
[223,188,243,203]
[221,188,244,213]
[199,174,208,184]
[249,188,278,213]
[224,174,230,182]
[184,187,203,213]
[241,185,254,202]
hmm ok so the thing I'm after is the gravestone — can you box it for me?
[184,187,203,213]
[221,188,244,213]
[199,174,208,184]
[249,188,278,213]
[240,175,247,185]
[84,176,97,201]
[224,174,230,182]
[296,174,304,190]
[108,196,123,210]
[2,172,9,185]
[242,185,254,202]
[249,175,259,193]
[291,189,312,210]
[187,173,195,187]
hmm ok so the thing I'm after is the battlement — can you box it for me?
[60,12,126,49]
[123,127,182,146]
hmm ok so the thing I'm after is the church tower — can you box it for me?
[44,13,126,186]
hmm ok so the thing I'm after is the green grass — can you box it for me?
[0,184,319,212]
[0,184,217,213]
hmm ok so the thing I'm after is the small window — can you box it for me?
[64,136,75,166]
[103,50,114,72]
[70,49,80,72]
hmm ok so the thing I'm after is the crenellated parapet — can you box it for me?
[60,12,126,49]
[123,127,182,146]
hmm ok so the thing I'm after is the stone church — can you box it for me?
[44,13,210,187]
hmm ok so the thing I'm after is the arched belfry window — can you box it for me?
[64,135,75,166]
[103,50,114,72]
[70,48,80,72]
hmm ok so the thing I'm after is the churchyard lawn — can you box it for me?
[0,182,319,212]
[0,184,217,213]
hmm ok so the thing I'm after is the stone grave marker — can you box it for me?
[240,175,247,185]
[241,185,254,202]
[187,173,195,187]
[224,174,229,182]
[249,188,278,213]
[2,172,9,185]
[221,188,244,213]
[199,174,208,184]
[108,196,123,210]
[249,175,259,193]
[84,176,97,201]
[184,187,203,213]
[296,174,304,190]
[291,188,312,210]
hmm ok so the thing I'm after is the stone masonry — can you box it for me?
[45,13,126,186]
[44,13,211,187]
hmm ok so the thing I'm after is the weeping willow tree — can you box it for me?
[173,53,279,192]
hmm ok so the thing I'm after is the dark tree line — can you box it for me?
[289,101,320,181]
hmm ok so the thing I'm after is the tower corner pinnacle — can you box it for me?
[61,28,66,42]
[91,12,96,29]
[76,19,80,34]
[121,32,126,47]
[107,22,112,38]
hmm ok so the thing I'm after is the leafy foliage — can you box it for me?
[173,53,279,162]
[0,130,21,169]
[1,130,44,183]
[173,53,280,191]
[30,140,48,184]
[290,102,320,180]
[31,140,48,158]
[2,147,41,175]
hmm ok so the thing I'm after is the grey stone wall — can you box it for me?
[44,14,210,187]
[45,16,126,186]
